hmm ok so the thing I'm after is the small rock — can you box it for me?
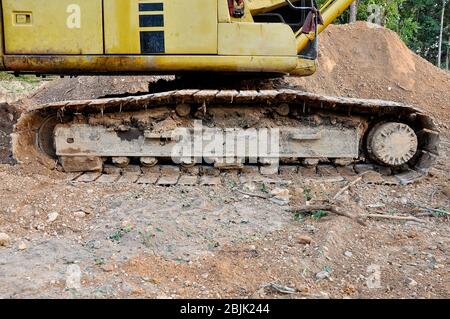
[73,211,87,218]
[315,271,330,280]
[407,278,418,288]
[270,188,290,206]
[297,235,312,245]
[65,264,82,290]
[443,186,450,199]
[344,251,353,257]
[18,242,27,251]
[47,212,59,223]
[101,264,115,272]
[201,273,209,279]
[0,233,11,247]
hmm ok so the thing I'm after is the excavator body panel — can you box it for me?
[0,0,324,75]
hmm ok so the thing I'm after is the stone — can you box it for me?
[344,251,353,257]
[297,235,312,245]
[18,242,27,251]
[316,271,330,280]
[407,278,418,288]
[443,186,450,199]
[0,233,11,246]
[73,211,87,218]
[101,264,115,272]
[47,212,59,223]
[65,264,82,290]
[270,188,290,206]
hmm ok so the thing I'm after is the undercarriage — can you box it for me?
[12,88,440,185]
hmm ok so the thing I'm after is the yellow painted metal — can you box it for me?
[0,0,353,76]
[218,0,231,23]
[2,0,103,54]
[296,0,354,53]
[218,22,296,56]
[0,4,4,69]
[247,0,302,15]
[164,0,218,54]
[104,0,140,54]
[105,0,217,54]
[290,58,317,76]
[3,55,299,74]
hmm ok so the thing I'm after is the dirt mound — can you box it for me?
[290,22,450,127]
[17,76,161,111]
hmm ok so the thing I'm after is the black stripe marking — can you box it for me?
[139,14,164,27]
[139,3,163,12]
[140,31,165,54]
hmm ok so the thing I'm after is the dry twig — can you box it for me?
[333,176,363,200]
[364,214,426,223]
[234,188,269,199]
[287,204,367,226]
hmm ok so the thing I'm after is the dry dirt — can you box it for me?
[0,22,449,299]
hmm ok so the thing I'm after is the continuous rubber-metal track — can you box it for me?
[13,89,440,185]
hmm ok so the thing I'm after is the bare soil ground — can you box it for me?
[0,23,449,299]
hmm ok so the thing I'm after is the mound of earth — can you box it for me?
[290,22,450,128]
[17,76,161,111]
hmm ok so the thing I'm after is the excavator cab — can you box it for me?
[0,0,350,76]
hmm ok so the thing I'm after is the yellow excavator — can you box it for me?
[1,0,440,185]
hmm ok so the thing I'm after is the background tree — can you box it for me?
[350,0,359,23]
[438,0,448,67]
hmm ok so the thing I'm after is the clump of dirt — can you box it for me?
[289,22,450,128]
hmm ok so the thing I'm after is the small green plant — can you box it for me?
[122,225,132,233]
[311,210,329,220]
[303,186,313,201]
[292,209,328,222]
[259,183,269,193]
[431,207,450,218]
[109,230,123,242]
[94,257,105,265]
[109,226,132,242]
[293,212,305,223]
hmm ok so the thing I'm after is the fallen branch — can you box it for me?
[260,283,297,294]
[234,188,269,199]
[287,204,367,226]
[333,176,363,200]
[364,214,426,223]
